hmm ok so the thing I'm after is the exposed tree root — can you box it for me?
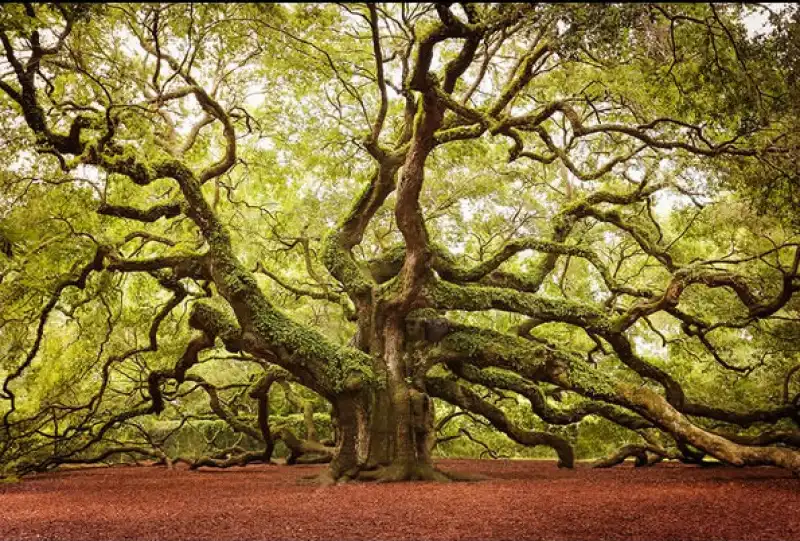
[592,445,652,468]
[190,451,269,470]
[280,428,334,465]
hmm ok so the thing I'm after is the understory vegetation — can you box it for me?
[1,3,799,482]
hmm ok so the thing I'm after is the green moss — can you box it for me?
[378,243,407,266]
[407,307,441,321]
[428,279,613,332]
[469,366,528,389]
[251,304,376,393]
[439,329,551,380]
[339,182,373,227]
[434,124,484,144]
[101,147,158,185]
[190,299,240,345]
[64,141,97,170]
[562,357,616,398]
[208,253,376,394]
[376,275,400,299]
[321,233,371,295]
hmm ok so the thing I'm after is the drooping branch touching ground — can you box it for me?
[592,445,651,468]
[426,376,575,468]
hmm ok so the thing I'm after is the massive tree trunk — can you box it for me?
[325,313,445,482]
[328,387,441,482]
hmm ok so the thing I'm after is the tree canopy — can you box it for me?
[1,3,799,481]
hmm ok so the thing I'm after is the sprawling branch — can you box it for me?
[426,376,574,467]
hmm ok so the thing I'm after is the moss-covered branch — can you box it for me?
[426,376,574,467]
[451,363,653,431]
[426,278,614,333]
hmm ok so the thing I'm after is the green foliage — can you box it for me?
[1,3,798,475]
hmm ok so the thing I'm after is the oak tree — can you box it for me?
[1,3,799,481]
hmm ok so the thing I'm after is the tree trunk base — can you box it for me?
[350,462,489,483]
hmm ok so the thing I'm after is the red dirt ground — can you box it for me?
[1,459,798,541]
